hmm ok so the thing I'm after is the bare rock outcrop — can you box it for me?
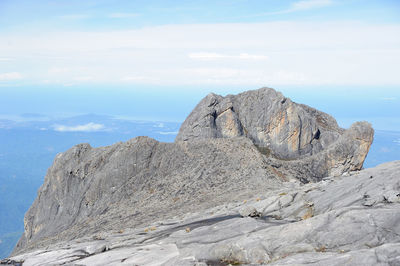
[8,87,379,264]
[176,87,373,179]
[5,161,400,266]
[13,137,281,255]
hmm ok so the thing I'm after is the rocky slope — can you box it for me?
[5,87,387,265]
[13,137,282,255]
[4,161,400,265]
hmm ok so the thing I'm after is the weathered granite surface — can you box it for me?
[13,137,281,255]
[176,88,373,179]
[4,161,400,265]
[5,87,383,265]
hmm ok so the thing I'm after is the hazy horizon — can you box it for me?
[1,0,399,128]
[1,85,399,131]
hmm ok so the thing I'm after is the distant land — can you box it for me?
[0,113,399,258]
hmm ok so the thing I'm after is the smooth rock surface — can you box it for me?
[4,161,400,265]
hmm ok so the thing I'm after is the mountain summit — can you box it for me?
[177,87,373,181]
[7,88,394,266]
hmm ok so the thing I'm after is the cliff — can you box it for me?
[176,88,373,181]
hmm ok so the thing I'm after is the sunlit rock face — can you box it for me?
[176,87,373,177]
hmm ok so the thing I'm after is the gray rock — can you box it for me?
[265,121,375,182]
[176,88,344,159]
[7,87,387,266]
[238,206,261,217]
[6,161,400,266]
[176,87,373,180]
[13,136,281,255]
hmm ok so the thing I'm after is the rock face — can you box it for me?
[7,87,381,265]
[176,88,373,178]
[5,161,400,265]
[13,137,281,255]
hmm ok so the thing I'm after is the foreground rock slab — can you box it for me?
[4,161,399,265]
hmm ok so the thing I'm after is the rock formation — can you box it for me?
[4,87,389,266]
[13,137,282,255]
[4,161,400,265]
[176,88,373,180]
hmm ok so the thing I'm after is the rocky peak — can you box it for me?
[10,87,375,259]
[176,87,373,178]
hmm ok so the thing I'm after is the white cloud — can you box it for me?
[0,58,12,61]
[48,67,70,74]
[158,131,178,135]
[154,123,165,128]
[121,76,159,83]
[164,68,310,85]
[290,0,333,12]
[73,76,93,81]
[1,21,400,87]
[108,13,138,18]
[0,72,22,81]
[53,122,105,132]
[62,83,75,87]
[121,76,148,81]
[188,52,268,60]
[394,139,400,145]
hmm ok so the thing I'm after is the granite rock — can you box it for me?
[176,88,373,179]
[13,137,281,255]
[5,87,385,266]
[4,161,400,266]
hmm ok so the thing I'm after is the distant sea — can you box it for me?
[0,115,399,258]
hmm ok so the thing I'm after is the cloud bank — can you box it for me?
[1,21,399,87]
[53,123,105,132]
[0,72,23,81]
[188,52,269,61]
[158,131,178,135]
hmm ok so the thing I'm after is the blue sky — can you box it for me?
[0,0,399,128]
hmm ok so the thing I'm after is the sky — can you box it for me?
[0,0,399,128]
